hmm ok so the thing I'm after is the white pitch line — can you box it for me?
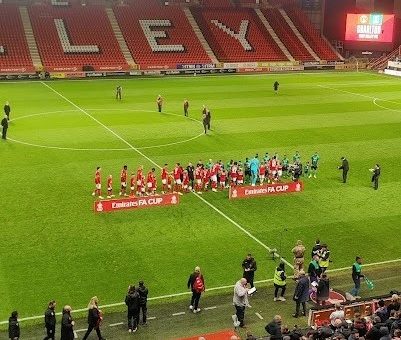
[147,316,156,320]
[75,328,87,333]
[40,80,293,268]
[255,312,264,320]
[204,306,217,311]
[109,322,124,327]
[172,312,186,316]
[193,191,293,269]
[373,98,401,114]
[2,258,401,325]
[317,84,401,105]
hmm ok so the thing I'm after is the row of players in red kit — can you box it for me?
[91,161,251,199]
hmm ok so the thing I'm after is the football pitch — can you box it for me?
[1,71,401,325]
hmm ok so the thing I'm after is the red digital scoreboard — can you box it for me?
[345,13,395,43]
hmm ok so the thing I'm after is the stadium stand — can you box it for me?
[113,2,213,69]
[284,7,338,61]
[0,4,34,72]
[28,3,129,72]
[191,7,288,62]
[262,8,315,62]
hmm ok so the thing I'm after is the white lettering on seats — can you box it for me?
[210,19,252,51]
[54,19,99,54]
[51,0,69,6]
[139,19,185,52]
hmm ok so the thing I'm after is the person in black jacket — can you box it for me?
[60,306,74,340]
[4,101,10,121]
[242,254,257,289]
[265,315,283,339]
[137,281,148,326]
[44,300,56,340]
[317,273,330,305]
[370,164,381,190]
[125,285,140,332]
[8,311,20,340]
[82,296,105,340]
[293,271,309,318]
[186,163,195,190]
[1,115,8,140]
[338,157,349,183]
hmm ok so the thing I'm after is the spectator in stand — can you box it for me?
[376,300,389,322]
[353,312,368,337]
[265,315,283,339]
[60,306,75,340]
[391,312,401,337]
[292,240,306,279]
[137,281,148,326]
[187,266,205,314]
[388,295,401,317]
[292,270,309,318]
[393,329,401,340]
[82,296,105,340]
[366,316,386,340]
[380,326,391,340]
[242,253,257,289]
[330,304,345,330]
[8,311,20,340]
[125,285,140,333]
[317,273,330,305]
[233,278,250,328]
[386,310,397,331]
[44,300,57,340]
[273,262,287,302]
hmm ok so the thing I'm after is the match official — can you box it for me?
[370,164,381,190]
[4,101,10,120]
[338,157,349,183]
[1,114,8,140]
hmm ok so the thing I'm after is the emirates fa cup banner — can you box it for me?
[229,182,303,199]
[94,193,179,213]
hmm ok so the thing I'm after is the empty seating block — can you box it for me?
[192,7,287,62]
[285,7,338,61]
[263,8,314,62]
[0,4,34,72]
[29,4,128,71]
[113,3,212,69]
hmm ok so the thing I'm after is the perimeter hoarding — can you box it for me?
[345,13,394,43]
[229,181,303,199]
[94,193,179,213]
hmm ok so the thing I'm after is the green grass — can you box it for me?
[1,71,401,334]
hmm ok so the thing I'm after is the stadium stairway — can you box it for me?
[18,6,42,70]
[278,8,320,62]
[284,7,338,61]
[368,45,401,70]
[183,7,219,65]
[254,8,295,62]
[105,7,137,69]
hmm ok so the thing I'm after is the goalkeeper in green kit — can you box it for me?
[309,152,320,178]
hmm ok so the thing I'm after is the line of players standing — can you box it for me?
[91,152,320,199]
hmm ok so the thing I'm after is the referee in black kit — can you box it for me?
[370,164,381,190]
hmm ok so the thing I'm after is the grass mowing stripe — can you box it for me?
[40,81,292,267]
[2,257,400,325]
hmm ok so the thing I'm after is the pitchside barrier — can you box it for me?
[93,193,179,213]
[0,61,356,80]
[308,293,394,327]
[229,181,304,199]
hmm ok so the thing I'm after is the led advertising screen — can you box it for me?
[345,13,394,43]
